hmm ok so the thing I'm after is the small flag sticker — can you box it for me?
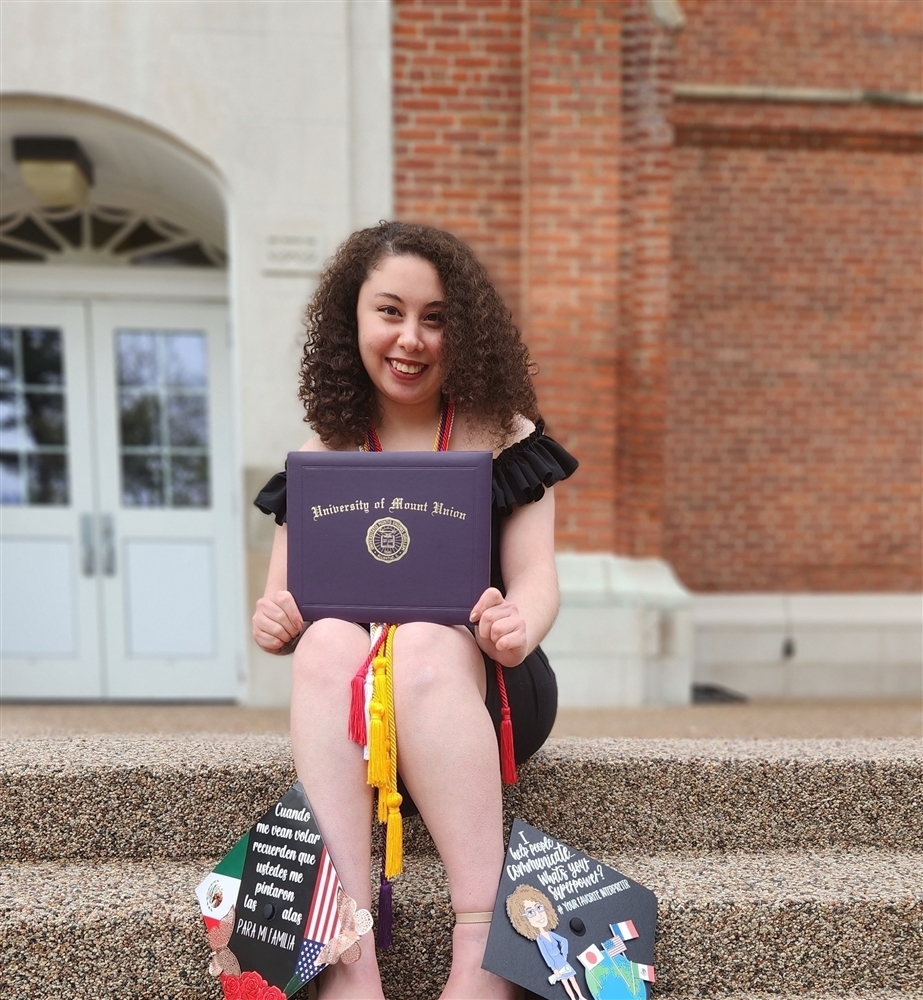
[634,962,656,983]
[603,934,627,958]
[577,944,605,969]
[613,919,639,940]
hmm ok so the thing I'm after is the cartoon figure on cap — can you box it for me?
[507,884,588,1000]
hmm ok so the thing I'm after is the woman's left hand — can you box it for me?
[470,587,528,667]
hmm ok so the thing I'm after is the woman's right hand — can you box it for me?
[252,589,304,654]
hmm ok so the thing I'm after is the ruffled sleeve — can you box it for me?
[254,423,578,524]
[492,422,578,517]
[254,470,288,525]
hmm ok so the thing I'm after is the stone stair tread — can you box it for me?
[3,850,920,997]
[4,849,918,917]
[568,848,922,902]
[385,853,921,996]
[0,858,211,999]
[543,736,923,761]
[1,858,207,925]
[6,736,922,862]
[7,735,919,771]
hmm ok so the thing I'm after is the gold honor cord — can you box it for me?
[351,399,456,885]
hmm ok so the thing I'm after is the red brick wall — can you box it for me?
[393,0,923,592]
[675,0,923,93]
[394,0,621,551]
[664,0,923,591]
[393,0,524,317]
[521,0,621,550]
[615,0,678,557]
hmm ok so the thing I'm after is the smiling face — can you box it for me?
[356,253,446,417]
[523,899,549,931]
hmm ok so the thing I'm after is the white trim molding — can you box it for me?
[544,554,694,707]
[693,593,923,700]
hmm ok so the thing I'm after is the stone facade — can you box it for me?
[1,0,919,705]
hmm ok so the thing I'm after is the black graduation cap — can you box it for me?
[483,819,658,1000]
[195,783,372,998]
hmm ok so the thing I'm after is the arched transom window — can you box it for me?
[0,204,227,267]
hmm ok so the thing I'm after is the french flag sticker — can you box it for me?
[634,962,656,983]
[613,919,639,940]
[577,944,605,970]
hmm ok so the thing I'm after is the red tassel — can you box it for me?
[495,660,518,783]
[500,715,517,784]
[348,633,386,745]
[348,665,368,745]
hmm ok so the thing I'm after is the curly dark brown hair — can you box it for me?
[299,221,539,449]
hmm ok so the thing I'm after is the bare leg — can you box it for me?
[563,977,584,1000]
[391,623,515,1000]
[290,619,384,1000]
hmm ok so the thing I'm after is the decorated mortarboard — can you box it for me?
[195,782,372,999]
[483,819,658,1000]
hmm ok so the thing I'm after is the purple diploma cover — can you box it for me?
[286,450,492,625]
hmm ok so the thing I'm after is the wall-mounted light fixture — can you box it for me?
[13,136,95,207]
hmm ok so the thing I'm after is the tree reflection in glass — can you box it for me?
[120,392,161,446]
[116,329,209,508]
[117,332,158,387]
[122,454,165,507]
[0,327,69,505]
[28,453,68,505]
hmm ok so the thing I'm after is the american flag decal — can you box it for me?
[290,848,344,987]
[604,934,627,958]
[305,847,342,947]
[294,937,326,982]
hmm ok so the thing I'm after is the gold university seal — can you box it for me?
[366,517,411,564]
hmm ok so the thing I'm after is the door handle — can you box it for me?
[100,513,117,576]
[79,513,96,576]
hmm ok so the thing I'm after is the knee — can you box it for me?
[391,622,471,698]
[292,618,367,687]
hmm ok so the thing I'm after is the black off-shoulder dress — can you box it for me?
[254,423,578,802]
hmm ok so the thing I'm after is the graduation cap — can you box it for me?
[483,819,658,1000]
[195,783,372,998]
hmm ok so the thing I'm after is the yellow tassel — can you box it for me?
[381,626,403,877]
[367,655,390,788]
[385,791,403,878]
[383,636,397,793]
[367,701,388,787]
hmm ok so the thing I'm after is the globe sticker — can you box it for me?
[366,517,411,564]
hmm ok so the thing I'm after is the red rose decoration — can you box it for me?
[220,974,242,1000]
[240,971,267,1000]
[261,988,286,1000]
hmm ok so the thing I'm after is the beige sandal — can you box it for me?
[454,910,494,924]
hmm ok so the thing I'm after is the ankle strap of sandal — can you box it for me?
[455,910,494,924]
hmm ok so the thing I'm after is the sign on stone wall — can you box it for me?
[261,228,323,276]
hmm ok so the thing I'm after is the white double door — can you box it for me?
[1,293,240,699]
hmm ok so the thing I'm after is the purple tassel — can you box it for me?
[376,867,393,950]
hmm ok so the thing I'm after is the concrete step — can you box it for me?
[2,850,920,998]
[4,737,921,861]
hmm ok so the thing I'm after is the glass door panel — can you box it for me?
[116,329,211,507]
[92,301,238,699]
[0,300,104,698]
[0,325,70,505]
